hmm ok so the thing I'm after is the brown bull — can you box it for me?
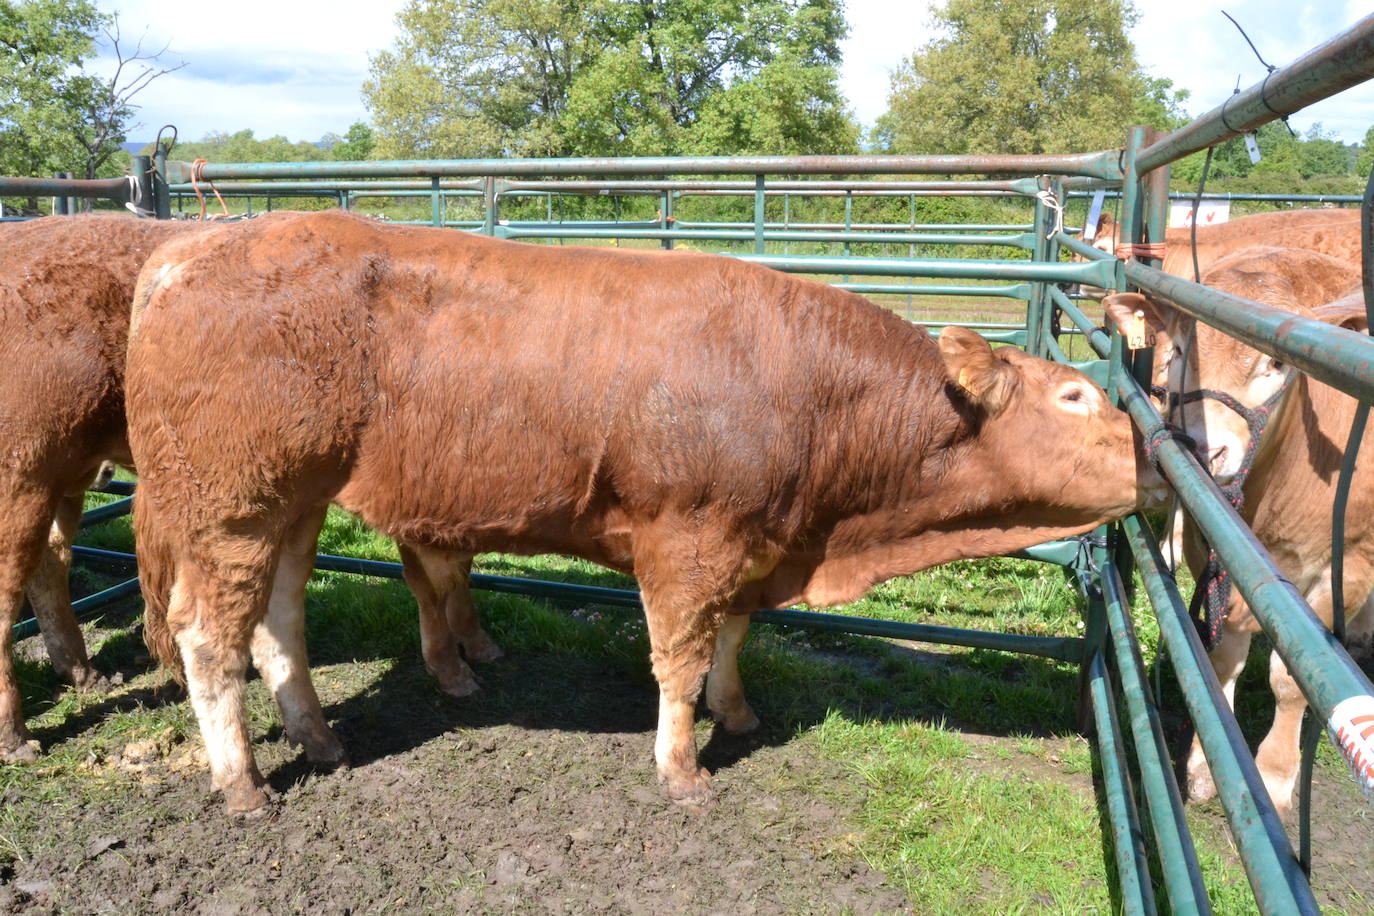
[1090,207,1362,278]
[0,215,202,761]
[126,210,1158,814]
[0,215,496,768]
[1105,245,1366,817]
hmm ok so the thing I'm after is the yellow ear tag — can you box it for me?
[1126,310,1148,350]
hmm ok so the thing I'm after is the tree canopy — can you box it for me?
[875,0,1177,155]
[0,0,103,178]
[364,0,858,159]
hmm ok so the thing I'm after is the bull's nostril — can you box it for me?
[1206,445,1228,471]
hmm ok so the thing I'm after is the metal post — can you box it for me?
[132,157,154,219]
[753,174,765,254]
[431,176,442,227]
[53,173,69,215]
[1027,191,1049,356]
[153,147,171,219]
[659,191,671,250]
[483,176,497,236]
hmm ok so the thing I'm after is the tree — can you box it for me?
[67,16,184,180]
[1297,123,1352,178]
[876,0,1176,155]
[330,122,375,160]
[1359,125,1373,177]
[363,0,858,158]
[171,129,327,163]
[0,0,103,181]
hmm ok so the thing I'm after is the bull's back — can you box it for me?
[0,216,198,481]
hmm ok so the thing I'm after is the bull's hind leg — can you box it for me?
[0,489,61,761]
[25,494,101,691]
[705,612,759,734]
[172,539,278,814]
[443,555,502,662]
[249,505,346,768]
[399,544,480,697]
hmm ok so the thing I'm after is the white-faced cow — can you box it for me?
[125,210,1160,814]
[1105,245,1366,817]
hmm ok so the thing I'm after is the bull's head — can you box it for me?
[938,326,1163,521]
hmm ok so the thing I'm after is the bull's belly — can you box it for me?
[334,470,636,574]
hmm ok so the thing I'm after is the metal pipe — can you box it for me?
[1101,562,1212,914]
[1086,651,1158,915]
[1137,14,1374,174]
[0,176,130,201]
[736,253,1116,288]
[1122,516,1319,915]
[1124,261,1374,405]
[307,553,1085,661]
[496,227,1037,248]
[168,152,1124,183]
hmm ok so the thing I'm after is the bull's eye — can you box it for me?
[1061,388,1084,403]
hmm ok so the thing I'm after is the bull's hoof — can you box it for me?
[0,739,41,764]
[302,731,349,771]
[461,630,504,663]
[714,703,761,736]
[70,668,117,693]
[223,781,274,817]
[436,669,481,699]
[1185,765,1217,804]
[665,766,714,809]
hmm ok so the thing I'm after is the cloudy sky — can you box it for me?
[93,0,1373,148]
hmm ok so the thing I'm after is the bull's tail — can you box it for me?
[134,491,184,682]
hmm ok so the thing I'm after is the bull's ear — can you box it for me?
[940,326,1012,413]
[1103,292,1173,341]
[1095,211,1116,238]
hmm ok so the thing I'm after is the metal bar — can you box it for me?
[1101,561,1212,915]
[498,227,1037,248]
[1137,14,1374,174]
[1121,516,1319,915]
[79,496,133,529]
[0,176,130,201]
[1112,370,1374,790]
[737,254,1116,287]
[169,152,1124,183]
[1087,651,1158,915]
[753,174,765,255]
[306,553,1085,660]
[833,282,1034,299]
[1124,261,1374,405]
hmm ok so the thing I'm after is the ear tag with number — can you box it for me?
[1126,311,1149,350]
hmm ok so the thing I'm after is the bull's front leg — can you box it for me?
[705,612,759,735]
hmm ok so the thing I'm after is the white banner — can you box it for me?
[1169,200,1231,229]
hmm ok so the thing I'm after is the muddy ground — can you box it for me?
[2,597,1372,915]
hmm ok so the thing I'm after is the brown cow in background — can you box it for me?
[1105,245,1366,818]
[0,216,200,761]
[1090,207,1361,279]
[0,215,498,768]
[126,210,1160,814]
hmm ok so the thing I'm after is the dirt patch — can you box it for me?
[1,640,911,916]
